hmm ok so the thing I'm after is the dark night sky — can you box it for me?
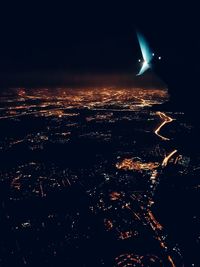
[0,2,199,87]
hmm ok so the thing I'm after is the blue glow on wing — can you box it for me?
[137,61,150,76]
[137,32,153,75]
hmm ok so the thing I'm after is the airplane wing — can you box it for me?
[137,61,150,76]
[136,32,152,75]
[137,32,152,63]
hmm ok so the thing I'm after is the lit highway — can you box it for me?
[155,111,174,141]
[115,110,181,266]
[154,112,179,265]
[162,149,178,167]
[112,108,182,266]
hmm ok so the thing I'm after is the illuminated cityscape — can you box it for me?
[0,87,199,266]
[0,0,199,265]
